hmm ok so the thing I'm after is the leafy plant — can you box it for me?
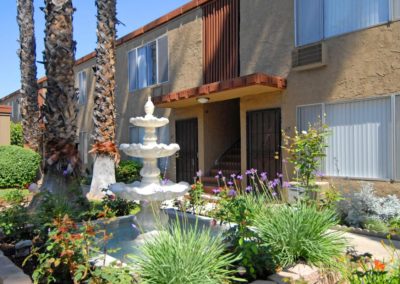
[10,122,24,147]
[189,181,205,213]
[0,188,29,205]
[0,204,33,241]
[282,121,329,189]
[25,215,134,283]
[133,218,241,284]
[0,145,40,188]
[101,195,139,217]
[338,183,400,227]
[115,160,142,183]
[363,218,389,233]
[254,202,345,270]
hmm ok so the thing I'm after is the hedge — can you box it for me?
[0,145,41,188]
[116,160,142,184]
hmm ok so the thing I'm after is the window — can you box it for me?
[297,97,394,180]
[129,126,145,163]
[79,132,89,164]
[77,71,87,105]
[296,0,395,46]
[128,35,169,92]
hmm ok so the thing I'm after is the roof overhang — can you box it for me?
[153,73,287,108]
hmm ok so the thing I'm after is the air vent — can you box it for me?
[292,42,327,71]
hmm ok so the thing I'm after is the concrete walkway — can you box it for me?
[343,231,400,260]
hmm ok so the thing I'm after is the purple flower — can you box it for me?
[245,186,252,193]
[218,170,223,176]
[161,178,169,185]
[314,170,325,178]
[245,170,252,175]
[260,172,268,181]
[63,170,68,176]
[214,175,219,179]
[272,191,277,197]
[212,188,221,195]
[282,159,288,164]
[277,173,283,178]
[227,181,234,186]
[131,223,138,230]
[236,175,243,180]
[196,170,203,177]
[228,189,237,197]
[230,173,236,179]
[283,181,291,188]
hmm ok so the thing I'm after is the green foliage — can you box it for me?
[25,215,134,284]
[133,218,241,284]
[115,160,142,183]
[0,188,29,204]
[80,196,140,220]
[10,122,23,147]
[189,181,205,213]
[0,145,40,188]
[345,249,400,284]
[363,218,390,233]
[0,204,33,241]
[254,202,345,270]
[283,122,329,188]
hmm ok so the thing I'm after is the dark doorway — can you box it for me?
[247,108,281,177]
[176,118,199,183]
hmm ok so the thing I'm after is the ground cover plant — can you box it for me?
[254,202,346,270]
[339,183,400,234]
[132,218,241,284]
[0,145,40,188]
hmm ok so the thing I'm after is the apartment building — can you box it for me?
[3,0,400,194]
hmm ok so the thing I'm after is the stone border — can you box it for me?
[333,224,400,241]
[0,250,31,284]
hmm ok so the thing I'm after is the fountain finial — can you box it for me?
[144,96,155,117]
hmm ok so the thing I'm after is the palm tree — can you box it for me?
[16,0,40,152]
[41,0,80,194]
[87,0,119,200]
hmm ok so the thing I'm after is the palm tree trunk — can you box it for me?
[87,0,119,200]
[16,0,40,152]
[41,0,80,195]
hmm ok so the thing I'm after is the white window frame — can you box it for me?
[294,0,400,47]
[128,34,169,92]
[296,94,399,181]
[77,70,87,105]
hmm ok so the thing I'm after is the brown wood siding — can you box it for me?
[203,0,239,84]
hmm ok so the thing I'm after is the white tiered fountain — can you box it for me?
[110,96,189,232]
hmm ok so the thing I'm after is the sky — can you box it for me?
[0,0,189,98]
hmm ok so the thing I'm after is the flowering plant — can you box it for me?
[282,121,329,189]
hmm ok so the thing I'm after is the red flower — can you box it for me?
[374,260,385,271]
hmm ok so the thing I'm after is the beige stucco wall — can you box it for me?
[0,114,11,145]
[203,99,240,174]
[73,8,203,171]
[239,0,400,194]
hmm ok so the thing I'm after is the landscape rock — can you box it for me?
[15,240,32,258]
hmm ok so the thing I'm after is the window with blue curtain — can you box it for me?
[296,0,391,46]
[128,35,169,91]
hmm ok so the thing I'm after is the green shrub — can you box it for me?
[363,218,389,233]
[254,202,346,270]
[0,145,40,188]
[133,219,240,284]
[10,122,23,147]
[115,160,141,184]
[0,188,29,205]
[0,204,32,241]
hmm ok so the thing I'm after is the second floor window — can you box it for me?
[77,70,87,105]
[296,0,399,46]
[128,35,169,92]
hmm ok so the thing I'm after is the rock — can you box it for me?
[250,281,277,284]
[15,240,32,258]
[28,183,39,193]
[286,264,320,283]
[268,271,300,284]
[0,255,32,283]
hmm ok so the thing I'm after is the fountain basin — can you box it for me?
[130,117,169,128]
[110,180,190,202]
[120,143,180,158]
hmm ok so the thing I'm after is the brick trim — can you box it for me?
[153,73,287,105]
